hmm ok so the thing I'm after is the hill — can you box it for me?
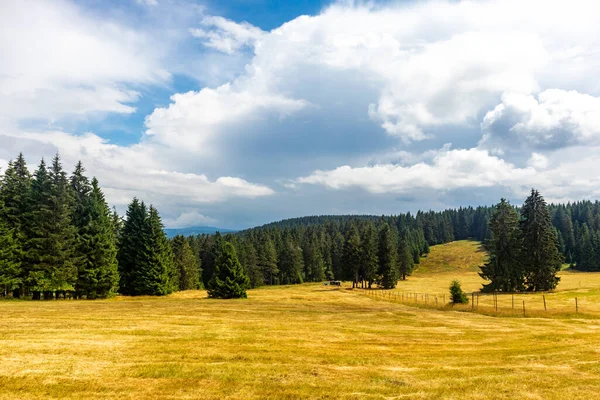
[163,226,236,238]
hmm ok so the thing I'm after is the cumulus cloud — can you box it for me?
[296,148,540,194]
[0,0,168,126]
[190,16,265,55]
[480,90,600,150]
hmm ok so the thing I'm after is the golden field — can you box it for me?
[1,240,600,399]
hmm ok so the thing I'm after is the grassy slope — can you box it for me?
[1,241,600,399]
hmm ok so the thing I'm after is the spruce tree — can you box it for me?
[398,235,414,280]
[378,224,399,289]
[117,198,148,295]
[359,223,379,287]
[520,189,562,291]
[0,153,31,297]
[134,206,174,295]
[207,241,250,299]
[0,207,20,296]
[171,235,200,290]
[302,233,325,282]
[76,178,119,298]
[342,224,361,287]
[479,199,524,292]
[258,236,278,285]
[279,238,304,284]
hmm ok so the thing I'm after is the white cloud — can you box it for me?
[296,148,539,194]
[190,16,265,55]
[0,131,274,209]
[0,0,169,126]
[480,90,600,150]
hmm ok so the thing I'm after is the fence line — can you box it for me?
[353,287,584,316]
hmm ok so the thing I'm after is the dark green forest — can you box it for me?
[2,152,600,299]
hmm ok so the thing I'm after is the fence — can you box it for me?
[353,286,588,317]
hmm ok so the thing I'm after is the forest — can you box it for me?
[1,152,600,299]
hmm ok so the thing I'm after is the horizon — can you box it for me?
[2,0,600,230]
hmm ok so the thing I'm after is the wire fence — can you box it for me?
[352,286,591,317]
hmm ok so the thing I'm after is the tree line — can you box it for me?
[2,151,600,299]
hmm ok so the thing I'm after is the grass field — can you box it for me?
[2,241,600,399]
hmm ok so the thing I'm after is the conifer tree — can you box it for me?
[479,199,523,292]
[76,178,119,298]
[258,235,278,285]
[135,206,174,295]
[207,241,250,299]
[117,198,148,295]
[359,223,379,287]
[0,206,20,296]
[279,238,304,284]
[302,233,325,282]
[171,235,200,290]
[378,224,399,289]
[342,224,361,287]
[398,235,414,280]
[0,153,31,297]
[520,189,562,291]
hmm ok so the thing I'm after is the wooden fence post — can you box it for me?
[522,300,526,316]
[543,295,547,311]
[512,294,514,309]
[576,297,578,313]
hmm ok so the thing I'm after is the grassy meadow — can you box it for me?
[2,240,600,399]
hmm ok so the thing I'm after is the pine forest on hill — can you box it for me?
[2,151,600,300]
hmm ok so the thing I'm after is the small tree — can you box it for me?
[449,280,468,304]
[208,242,250,299]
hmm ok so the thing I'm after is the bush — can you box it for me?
[449,280,468,304]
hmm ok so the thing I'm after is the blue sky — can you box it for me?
[1,0,600,229]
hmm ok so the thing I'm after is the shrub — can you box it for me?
[449,280,468,304]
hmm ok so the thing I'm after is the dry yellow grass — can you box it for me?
[1,241,600,399]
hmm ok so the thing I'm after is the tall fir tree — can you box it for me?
[208,241,250,299]
[302,233,325,282]
[76,178,119,298]
[117,198,148,295]
[520,190,562,291]
[378,223,399,289]
[171,235,200,290]
[397,234,414,280]
[0,203,20,296]
[258,235,278,285]
[342,224,362,287]
[479,199,523,292]
[359,222,379,287]
[279,238,304,284]
[0,153,31,297]
[135,206,174,295]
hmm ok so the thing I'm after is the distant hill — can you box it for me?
[164,226,236,238]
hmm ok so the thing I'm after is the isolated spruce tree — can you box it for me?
[479,199,524,292]
[378,224,399,289]
[359,222,379,287]
[520,189,562,291]
[117,198,148,295]
[171,235,200,290]
[342,224,361,286]
[76,178,119,298]
[398,235,414,280]
[208,241,250,299]
[449,280,468,304]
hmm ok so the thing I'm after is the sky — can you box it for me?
[1,0,600,229]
